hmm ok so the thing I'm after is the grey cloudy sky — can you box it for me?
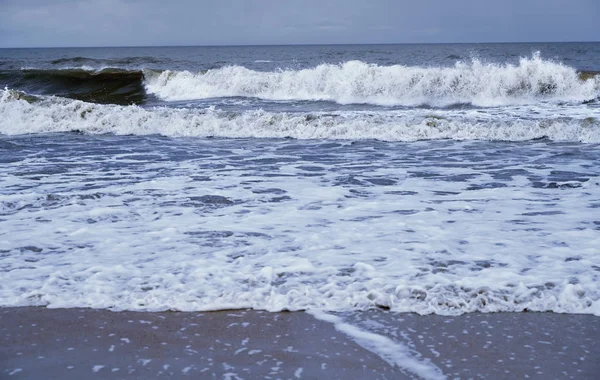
[1,0,599,47]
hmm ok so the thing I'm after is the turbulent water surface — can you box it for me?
[1,44,599,316]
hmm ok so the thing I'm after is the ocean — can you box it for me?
[0,43,599,316]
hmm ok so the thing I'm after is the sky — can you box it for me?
[1,0,599,47]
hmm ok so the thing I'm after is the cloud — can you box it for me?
[0,0,599,47]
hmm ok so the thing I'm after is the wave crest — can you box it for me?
[144,53,600,107]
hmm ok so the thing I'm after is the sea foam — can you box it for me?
[1,135,598,315]
[1,89,599,142]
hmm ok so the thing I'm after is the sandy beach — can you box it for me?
[1,308,598,379]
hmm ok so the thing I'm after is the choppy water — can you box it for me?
[0,44,599,315]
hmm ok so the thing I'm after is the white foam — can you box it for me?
[1,89,599,143]
[0,132,599,316]
[144,54,599,106]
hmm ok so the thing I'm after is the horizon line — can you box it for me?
[1,40,599,49]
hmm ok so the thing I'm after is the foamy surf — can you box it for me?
[144,53,600,106]
[1,89,599,142]
[1,133,599,315]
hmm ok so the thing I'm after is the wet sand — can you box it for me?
[1,307,598,379]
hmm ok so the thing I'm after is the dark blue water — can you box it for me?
[2,43,600,72]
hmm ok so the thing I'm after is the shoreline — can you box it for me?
[2,307,598,379]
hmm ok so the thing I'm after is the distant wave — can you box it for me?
[22,67,143,77]
[144,53,600,107]
[49,56,169,66]
[2,89,599,142]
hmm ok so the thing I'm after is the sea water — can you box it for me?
[1,43,599,316]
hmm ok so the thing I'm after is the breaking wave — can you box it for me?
[0,67,148,105]
[2,89,599,142]
[1,54,598,108]
[145,53,600,107]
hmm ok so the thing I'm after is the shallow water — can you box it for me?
[1,134,598,314]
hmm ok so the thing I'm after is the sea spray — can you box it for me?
[144,53,600,106]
